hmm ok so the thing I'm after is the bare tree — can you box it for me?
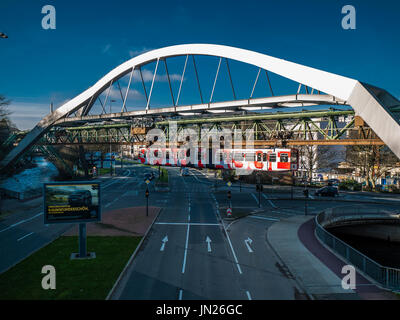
[346,145,399,189]
[298,145,340,182]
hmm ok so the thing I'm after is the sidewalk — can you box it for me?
[267,215,398,300]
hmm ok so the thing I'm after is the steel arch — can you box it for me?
[1,43,400,170]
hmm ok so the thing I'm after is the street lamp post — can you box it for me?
[145,187,149,217]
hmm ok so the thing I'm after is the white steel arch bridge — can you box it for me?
[1,43,400,170]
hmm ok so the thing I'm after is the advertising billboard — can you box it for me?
[44,182,101,224]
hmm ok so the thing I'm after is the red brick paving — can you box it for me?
[63,206,160,237]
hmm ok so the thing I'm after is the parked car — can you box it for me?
[315,186,339,197]
[68,190,92,207]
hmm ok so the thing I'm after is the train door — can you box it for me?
[232,151,244,168]
[255,151,264,169]
[268,152,276,171]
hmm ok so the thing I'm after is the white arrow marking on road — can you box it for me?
[244,237,253,253]
[160,235,168,251]
[206,236,212,252]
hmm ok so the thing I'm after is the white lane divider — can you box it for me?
[179,289,183,300]
[181,219,190,274]
[246,291,252,300]
[261,193,277,208]
[0,212,43,234]
[215,206,242,274]
[251,193,260,206]
[17,232,34,242]
[181,187,191,274]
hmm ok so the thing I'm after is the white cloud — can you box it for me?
[128,47,153,57]
[102,44,112,54]
[105,86,145,102]
[132,69,182,83]
[8,102,50,130]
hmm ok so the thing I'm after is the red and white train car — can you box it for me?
[139,147,298,172]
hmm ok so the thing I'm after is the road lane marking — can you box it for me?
[0,212,43,234]
[182,186,191,274]
[262,193,277,208]
[206,236,212,252]
[160,235,168,251]
[246,291,252,300]
[17,232,34,242]
[248,215,280,222]
[179,289,183,300]
[215,207,242,274]
[251,193,260,206]
[181,220,190,274]
[244,237,253,253]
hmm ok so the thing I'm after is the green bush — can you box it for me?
[339,179,362,191]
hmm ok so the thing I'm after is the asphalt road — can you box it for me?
[1,164,400,299]
[0,164,166,274]
[119,168,304,300]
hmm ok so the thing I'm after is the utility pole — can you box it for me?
[145,187,149,217]
[258,184,261,208]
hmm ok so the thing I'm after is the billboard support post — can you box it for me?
[79,223,87,258]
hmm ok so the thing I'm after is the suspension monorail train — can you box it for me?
[138,147,298,171]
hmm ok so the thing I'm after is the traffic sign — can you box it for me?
[145,179,150,185]
[227,181,232,187]
[226,208,232,217]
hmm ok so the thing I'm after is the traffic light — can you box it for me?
[145,188,149,198]
[227,190,231,199]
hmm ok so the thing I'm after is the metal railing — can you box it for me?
[315,206,400,291]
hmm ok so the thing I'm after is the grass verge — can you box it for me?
[0,235,141,300]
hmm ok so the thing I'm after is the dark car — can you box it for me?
[68,190,92,207]
[315,186,339,197]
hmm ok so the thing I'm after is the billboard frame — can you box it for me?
[43,181,102,225]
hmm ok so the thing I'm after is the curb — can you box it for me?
[105,207,163,300]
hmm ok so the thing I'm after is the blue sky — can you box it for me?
[0,0,399,129]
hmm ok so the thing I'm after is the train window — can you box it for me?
[246,152,255,161]
[234,152,244,161]
[220,152,223,162]
[269,153,276,162]
[256,153,262,162]
[263,153,267,162]
[280,153,289,163]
